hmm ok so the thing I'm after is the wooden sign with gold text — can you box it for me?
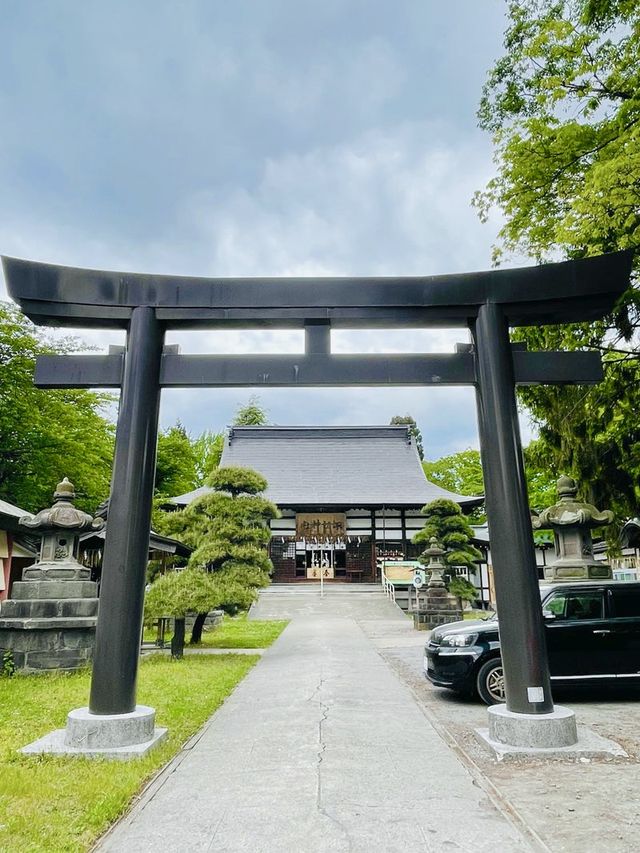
[296,513,346,542]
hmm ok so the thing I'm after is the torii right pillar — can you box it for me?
[473,302,578,749]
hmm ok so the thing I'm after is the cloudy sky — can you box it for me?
[0,1,532,458]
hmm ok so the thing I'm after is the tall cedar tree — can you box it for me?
[233,396,269,426]
[162,466,279,642]
[475,0,640,521]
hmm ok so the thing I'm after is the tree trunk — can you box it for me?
[171,617,186,659]
[190,612,208,645]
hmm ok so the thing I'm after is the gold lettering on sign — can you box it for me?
[296,513,346,543]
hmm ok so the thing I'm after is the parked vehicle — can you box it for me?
[424,581,640,704]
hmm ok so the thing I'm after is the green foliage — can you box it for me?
[207,465,268,497]
[390,414,424,459]
[523,442,560,512]
[422,449,484,496]
[0,302,115,513]
[233,395,269,425]
[158,466,279,612]
[151,426,227,531]
[144,568,222,620]
[193,430,225,482]
[155,425,228,500]
[413,499,483,571]
[422,449,485,521]
[477,1,640,267]
[516,350,640,519]
[449,576,479,606]
[422,446,560,516]
[1,650,15,678]
[476,1,640,519]
[155,422,198,497]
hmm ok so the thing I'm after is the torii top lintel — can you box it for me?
[2,250,633,330]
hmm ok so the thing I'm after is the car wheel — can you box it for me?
[476,658,505,705]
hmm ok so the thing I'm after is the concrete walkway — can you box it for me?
[99,587,531,852]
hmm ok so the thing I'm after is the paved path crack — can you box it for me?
[96,594,535,852]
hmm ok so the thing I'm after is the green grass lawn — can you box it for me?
[195,614,288,648]
[0,653,259,853]
[144,613,289,649]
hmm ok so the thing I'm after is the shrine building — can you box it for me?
[169,425,481,583]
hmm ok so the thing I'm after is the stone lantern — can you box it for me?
[424,537,447,588]
[414,537,463,630]
[0,478,104,670]
[532,475,614,581]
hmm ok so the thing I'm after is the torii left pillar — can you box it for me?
[90,306,164,714]
[22,306,168,758]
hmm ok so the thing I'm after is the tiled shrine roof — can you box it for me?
[169,425,482,510]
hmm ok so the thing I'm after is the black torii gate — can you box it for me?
[2,251,633,722]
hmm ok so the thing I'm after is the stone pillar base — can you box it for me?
[20,705,167,760]
[484,703,577,749]
[475,703,627,760]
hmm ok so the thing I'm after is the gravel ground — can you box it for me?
[372,629,640,853]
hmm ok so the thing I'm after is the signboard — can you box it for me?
[307,565,334,580]
[413,569,426,589]
[296,513,346,543]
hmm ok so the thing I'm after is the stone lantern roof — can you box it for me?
[19,478,103,582]
[532,475,614,531]
[20,478,104,535]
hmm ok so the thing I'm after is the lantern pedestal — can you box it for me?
[0,580,98,671]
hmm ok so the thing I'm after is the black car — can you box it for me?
[424,581,640,704]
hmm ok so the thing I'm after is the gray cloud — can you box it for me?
[0,0,530,460]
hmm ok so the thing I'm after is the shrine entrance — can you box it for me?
[296,513,345,581]
[3,249,632,728]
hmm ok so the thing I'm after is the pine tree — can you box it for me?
[413,499,482,579]
[144,568,222,658]
[161,466,279,642]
